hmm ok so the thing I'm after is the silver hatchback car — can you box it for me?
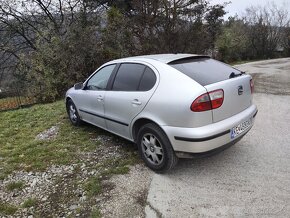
[66,54,257,172]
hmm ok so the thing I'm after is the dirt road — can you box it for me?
[237,58,290,95]
[145,58,290,217]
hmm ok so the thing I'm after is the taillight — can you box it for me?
[190,93,211,112]
[209,89,224,109]
[250,79,254,94]
[191,89,224,112]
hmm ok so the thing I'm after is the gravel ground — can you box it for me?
[99,164,153,218]
[0,130,153,218]
[235,57,290,95]
[0,165,75,217]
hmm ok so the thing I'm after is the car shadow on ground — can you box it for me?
[81,122,250,176]
[80,121,137,150]
[167,141,247,176]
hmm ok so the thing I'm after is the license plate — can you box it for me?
[231,118,252,139]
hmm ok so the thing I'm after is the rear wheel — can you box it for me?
[137,123,178,173]
[66,99,82,126]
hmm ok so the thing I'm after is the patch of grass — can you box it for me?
[0,201,18,215]
[0,174,5,181]
[22,198,38,208]
[90,208,102,218]
[6,181,25,191]
[0,99,139,216]
[97,154,138,177]
[84,177,102,197]
[107,165,130,175]
[0,100,103,178]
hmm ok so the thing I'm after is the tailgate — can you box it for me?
[205,75,252,123]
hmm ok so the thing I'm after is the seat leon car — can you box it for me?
[65,54,257,172]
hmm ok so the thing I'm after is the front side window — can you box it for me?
[86,64,116,90]
[112,63,146,91]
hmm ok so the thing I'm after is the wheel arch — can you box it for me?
[65,96,73,110]
[131,118,166,142]
[65,95,73,103]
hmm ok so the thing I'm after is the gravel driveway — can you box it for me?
[145,58,290,217]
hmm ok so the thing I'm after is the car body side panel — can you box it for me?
[137,62,212,128]
[105,90,157,139]
[69,89,107,128]
[104,61,160,139]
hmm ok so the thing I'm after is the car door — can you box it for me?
[76,64,116,129]
[104,63,158,139]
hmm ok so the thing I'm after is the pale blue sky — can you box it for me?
[210,0,290,19]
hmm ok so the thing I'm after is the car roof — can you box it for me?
[114,53,209,64]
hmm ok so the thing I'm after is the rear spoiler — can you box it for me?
[168,55,210,65]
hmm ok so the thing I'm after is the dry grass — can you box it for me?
[0,96,35,111]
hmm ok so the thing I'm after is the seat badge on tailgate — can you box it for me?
[238,85,243,95]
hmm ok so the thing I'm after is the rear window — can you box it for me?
[169,58,241,86]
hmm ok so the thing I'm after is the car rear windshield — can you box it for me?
[169,57,241,86]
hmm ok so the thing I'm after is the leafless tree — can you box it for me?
[243,2,290,58]
[0,0,104,92]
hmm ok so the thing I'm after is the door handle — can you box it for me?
[132,99,142,106]
[97,95,104,101]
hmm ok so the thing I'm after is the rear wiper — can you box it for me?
[229,71,245,79]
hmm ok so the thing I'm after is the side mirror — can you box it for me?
[74,82,83,90]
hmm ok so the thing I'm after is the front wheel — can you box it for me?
[66,99,82,126]
[137,123,178,173]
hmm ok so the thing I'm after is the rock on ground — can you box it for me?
[35,126,59,140]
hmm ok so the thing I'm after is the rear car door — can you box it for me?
[104,63,158,139]
[76,64,116,129]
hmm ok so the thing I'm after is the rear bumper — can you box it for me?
[174,134,245,158]
[162,105,257,154]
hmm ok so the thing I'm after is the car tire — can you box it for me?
[137,123,178,173]
[66,99,82,126]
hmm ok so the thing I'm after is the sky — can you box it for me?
[210,0,290,19]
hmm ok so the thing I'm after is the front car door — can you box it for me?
[76,64,116,129]
[104,63,158,139]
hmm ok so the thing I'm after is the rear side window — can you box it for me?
[139,67,156,91]
[113,63,145,91]
[169,58,241,86]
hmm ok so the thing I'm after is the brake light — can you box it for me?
[191,89,224,112]
[209,89,224,109]
[250,79,254,94]
[190,93,211,112]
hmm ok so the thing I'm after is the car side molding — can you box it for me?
[79,109,129,126]
[174,129,230,142]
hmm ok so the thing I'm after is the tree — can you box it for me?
[0,0,105,101]
[243,2,290,58]
[0,0,227,102]
[205,3,226,56]
[112,0,226,54]
[216,17,250,62]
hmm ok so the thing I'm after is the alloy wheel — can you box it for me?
[141,133,164,165]
[69,104,78,122]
